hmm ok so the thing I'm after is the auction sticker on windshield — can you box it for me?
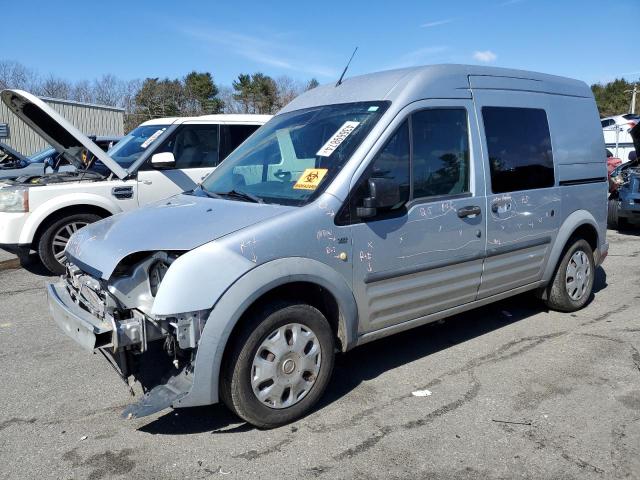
[293,168,328,190]
[316,121,360,157]
[140,129,166,149]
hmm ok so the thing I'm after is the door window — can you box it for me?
[341,120,410,222]
[482,107,554,193]
[412,109,470,198]
[220,124,260,161]
[155,124,220,169]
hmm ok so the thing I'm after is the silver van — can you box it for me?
[48,65,608,428]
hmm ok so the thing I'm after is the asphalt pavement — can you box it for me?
[0,230,639,479]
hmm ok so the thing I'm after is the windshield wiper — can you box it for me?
[198,186,222,199]
[216,189,263,203]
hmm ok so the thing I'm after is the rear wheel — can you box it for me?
[544,238,595,312]
[220,301,335,428]
[607,198,619,229]
[38,213,102,274]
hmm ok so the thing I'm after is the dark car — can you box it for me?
[0,136,121,181]
[608,123,640,229]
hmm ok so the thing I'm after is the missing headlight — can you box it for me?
[149,259,169,297]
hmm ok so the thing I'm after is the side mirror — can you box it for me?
[356,177,402,219]
[43,157,54,173]
[151,152,176,169]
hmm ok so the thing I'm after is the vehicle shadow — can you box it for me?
[612,225,640,236]
[16,253,55,276]
[139,289,566,435]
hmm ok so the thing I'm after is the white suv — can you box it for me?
[0,89,269,273]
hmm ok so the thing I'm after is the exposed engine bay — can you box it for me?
[3,170,105,186]
[61,251,209,417]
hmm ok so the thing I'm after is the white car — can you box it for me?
[0,89,270,273]
[602,113,639,160]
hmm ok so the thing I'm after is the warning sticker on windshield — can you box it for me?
[140,129,165,149]
[293,168,329,190]
[316,121,360,157]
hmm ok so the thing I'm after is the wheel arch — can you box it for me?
[541,209,601,286]
[174,257,358,409]
[20,195,120,246]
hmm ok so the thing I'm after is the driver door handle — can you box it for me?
[141,180,153,185]
[457,205,482,218]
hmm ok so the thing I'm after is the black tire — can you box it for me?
[37,213,102,275]
[544,238,595,312]
[220,301,335,429]
[607,199,620,229]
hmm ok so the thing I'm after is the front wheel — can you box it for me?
[544,238,595,312]
[220,302,335,428]
[37,213,102,274]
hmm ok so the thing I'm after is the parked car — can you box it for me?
[0,89,269,273]
[600,113,639,130]
[608,122,640,228]
[0,136,120,181]
[602,114,638,159]
[48,65,607,428]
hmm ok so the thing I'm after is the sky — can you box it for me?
[3,0,639,87]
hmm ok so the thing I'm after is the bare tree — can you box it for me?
[275,75,305,110]
[72,80,94,103]
[219,86,244,114]
[93,74,121,106]
[0,60,40,91]
[40,74,73,99]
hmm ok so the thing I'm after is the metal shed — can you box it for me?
[0,96,124,155]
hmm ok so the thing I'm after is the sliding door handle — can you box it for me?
[457,205,482,218]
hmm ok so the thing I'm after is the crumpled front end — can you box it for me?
[48,254,210,418]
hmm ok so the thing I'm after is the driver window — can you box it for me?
[154,124,219,169]
[344,120,410,221]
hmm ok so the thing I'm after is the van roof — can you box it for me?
[281,64,592,114]
[140,114,272,126]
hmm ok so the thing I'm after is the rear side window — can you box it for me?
[482,107,554,193]
[220,124,260,161]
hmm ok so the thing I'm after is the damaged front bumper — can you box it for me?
[48,266,209,418]
[48,282,113,351]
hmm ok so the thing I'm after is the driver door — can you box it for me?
[349,100,487,334]
[137,123,220,205]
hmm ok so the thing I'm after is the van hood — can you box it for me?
[65,193,294,279]
[0,89,127,180]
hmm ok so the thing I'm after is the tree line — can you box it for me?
[3,60,637,130]
[591,78,638,118]
[0,60,319,131]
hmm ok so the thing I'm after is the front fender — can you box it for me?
[173,257,358,408]
[19,193,121,245]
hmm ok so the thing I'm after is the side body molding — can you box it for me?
[540,209,601,284]
[175,257,359,408]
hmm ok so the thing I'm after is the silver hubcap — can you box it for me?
[52,221,88,264]
[565,250,591,301]
[251,323,322,409]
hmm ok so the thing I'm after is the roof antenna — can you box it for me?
[336,47,358,87]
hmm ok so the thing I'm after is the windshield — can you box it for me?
[107,124,170,168]
[200,101,389,205]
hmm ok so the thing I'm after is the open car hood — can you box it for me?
[0,142,28,163]
[0,89,127,180]
[631,122,640,158]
